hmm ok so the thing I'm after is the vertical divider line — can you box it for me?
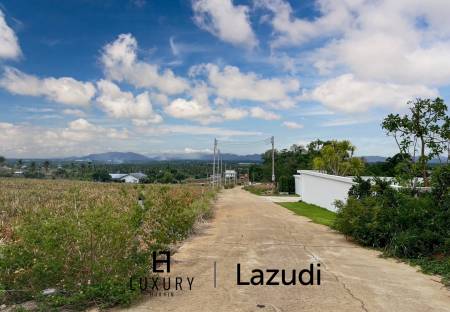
[214,261,217,288]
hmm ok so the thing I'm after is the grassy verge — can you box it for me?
[277,201,336,227]
[243,184,274,196]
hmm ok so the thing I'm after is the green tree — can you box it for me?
[0,155,5,166]
[382,97,450,186]
[312,140,365,176]
[160,171,174,184]
[91,169,111,182]
[43,160,50,175]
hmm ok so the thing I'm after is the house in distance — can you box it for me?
[109,172,148,183]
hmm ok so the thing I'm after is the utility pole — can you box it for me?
[217,149,221,187]
[271,136,275,183]
[213,138,217,187]
[220,151,223,186]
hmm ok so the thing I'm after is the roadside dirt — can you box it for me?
[118,187,450,312]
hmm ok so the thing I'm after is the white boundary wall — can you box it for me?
[293,170,355,212]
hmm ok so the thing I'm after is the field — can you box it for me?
[0,178,216,310]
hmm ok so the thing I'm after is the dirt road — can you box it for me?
[120,188,450,312]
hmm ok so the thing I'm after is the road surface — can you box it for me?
[119,187,450,312]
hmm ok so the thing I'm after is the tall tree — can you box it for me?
[382,98,450,185]
[312,140,365,176]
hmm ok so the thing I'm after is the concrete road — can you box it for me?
[120,188,450,312]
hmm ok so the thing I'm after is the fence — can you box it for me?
[293,170,429,212]
[293,170,355,212]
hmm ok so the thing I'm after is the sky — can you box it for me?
[0,0,449,158]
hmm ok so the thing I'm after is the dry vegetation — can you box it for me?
[0,178,216,309]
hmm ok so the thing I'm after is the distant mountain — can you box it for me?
[362,156,387,163]
[57,152,262,163]
[361,155,448,164]
[149,152,262,162]
[63,152,151,163]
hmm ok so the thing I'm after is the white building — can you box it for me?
[109,172,148,184]
[224,170,237,184]
[225,170,236,179]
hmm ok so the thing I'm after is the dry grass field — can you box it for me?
[0,178,215,310]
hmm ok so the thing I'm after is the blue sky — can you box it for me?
[0,0,449,158]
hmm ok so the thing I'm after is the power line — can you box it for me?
[211,136,275,188]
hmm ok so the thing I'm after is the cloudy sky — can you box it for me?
[1,0,449,158]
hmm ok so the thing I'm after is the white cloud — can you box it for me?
[260,0,450,87]
[321,117,378,127]
[192,0,257,48]
[0,120,129,158]
[61,118,129,141]
[136,124,262,137]
[0,67,95,106]
[101,34,189,94]
[220,107,248,120]
[256,0,353,48]
[183,147,212,154]
[96,80,162,124]
[165,98,212,120]
[307,74,438,113]
[190,63,300,107]
[62,108,86,117]
[0,9,21,60]
[282,121,303,129]
[250,107,280,120]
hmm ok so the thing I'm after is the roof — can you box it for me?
[110,173,127,179]
[129,172,147,179]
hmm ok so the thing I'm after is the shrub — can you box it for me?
[243,183,274,195]
[277,176,295,193]
[334,174,448,259]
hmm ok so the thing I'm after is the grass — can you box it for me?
[277,201,336,227]
[243,184,275,196]
[0,178,216,309]
[409,257,450,286]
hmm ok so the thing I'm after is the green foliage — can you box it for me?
[334,167,450,285]
[91,168,111,182]
[277,175,295,193]
[363,153,412,177]
[431,165,450,204]
[159,171,174,184]
[0,179,216,309]
[382,97,450,185]
[312,140,365,176]
[278,202,336,227]
[250,144,313,183]
[348,176,372,199]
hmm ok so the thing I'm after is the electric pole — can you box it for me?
[217,149,221,187]
[213,138,217,187]
[271,136,275,183]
